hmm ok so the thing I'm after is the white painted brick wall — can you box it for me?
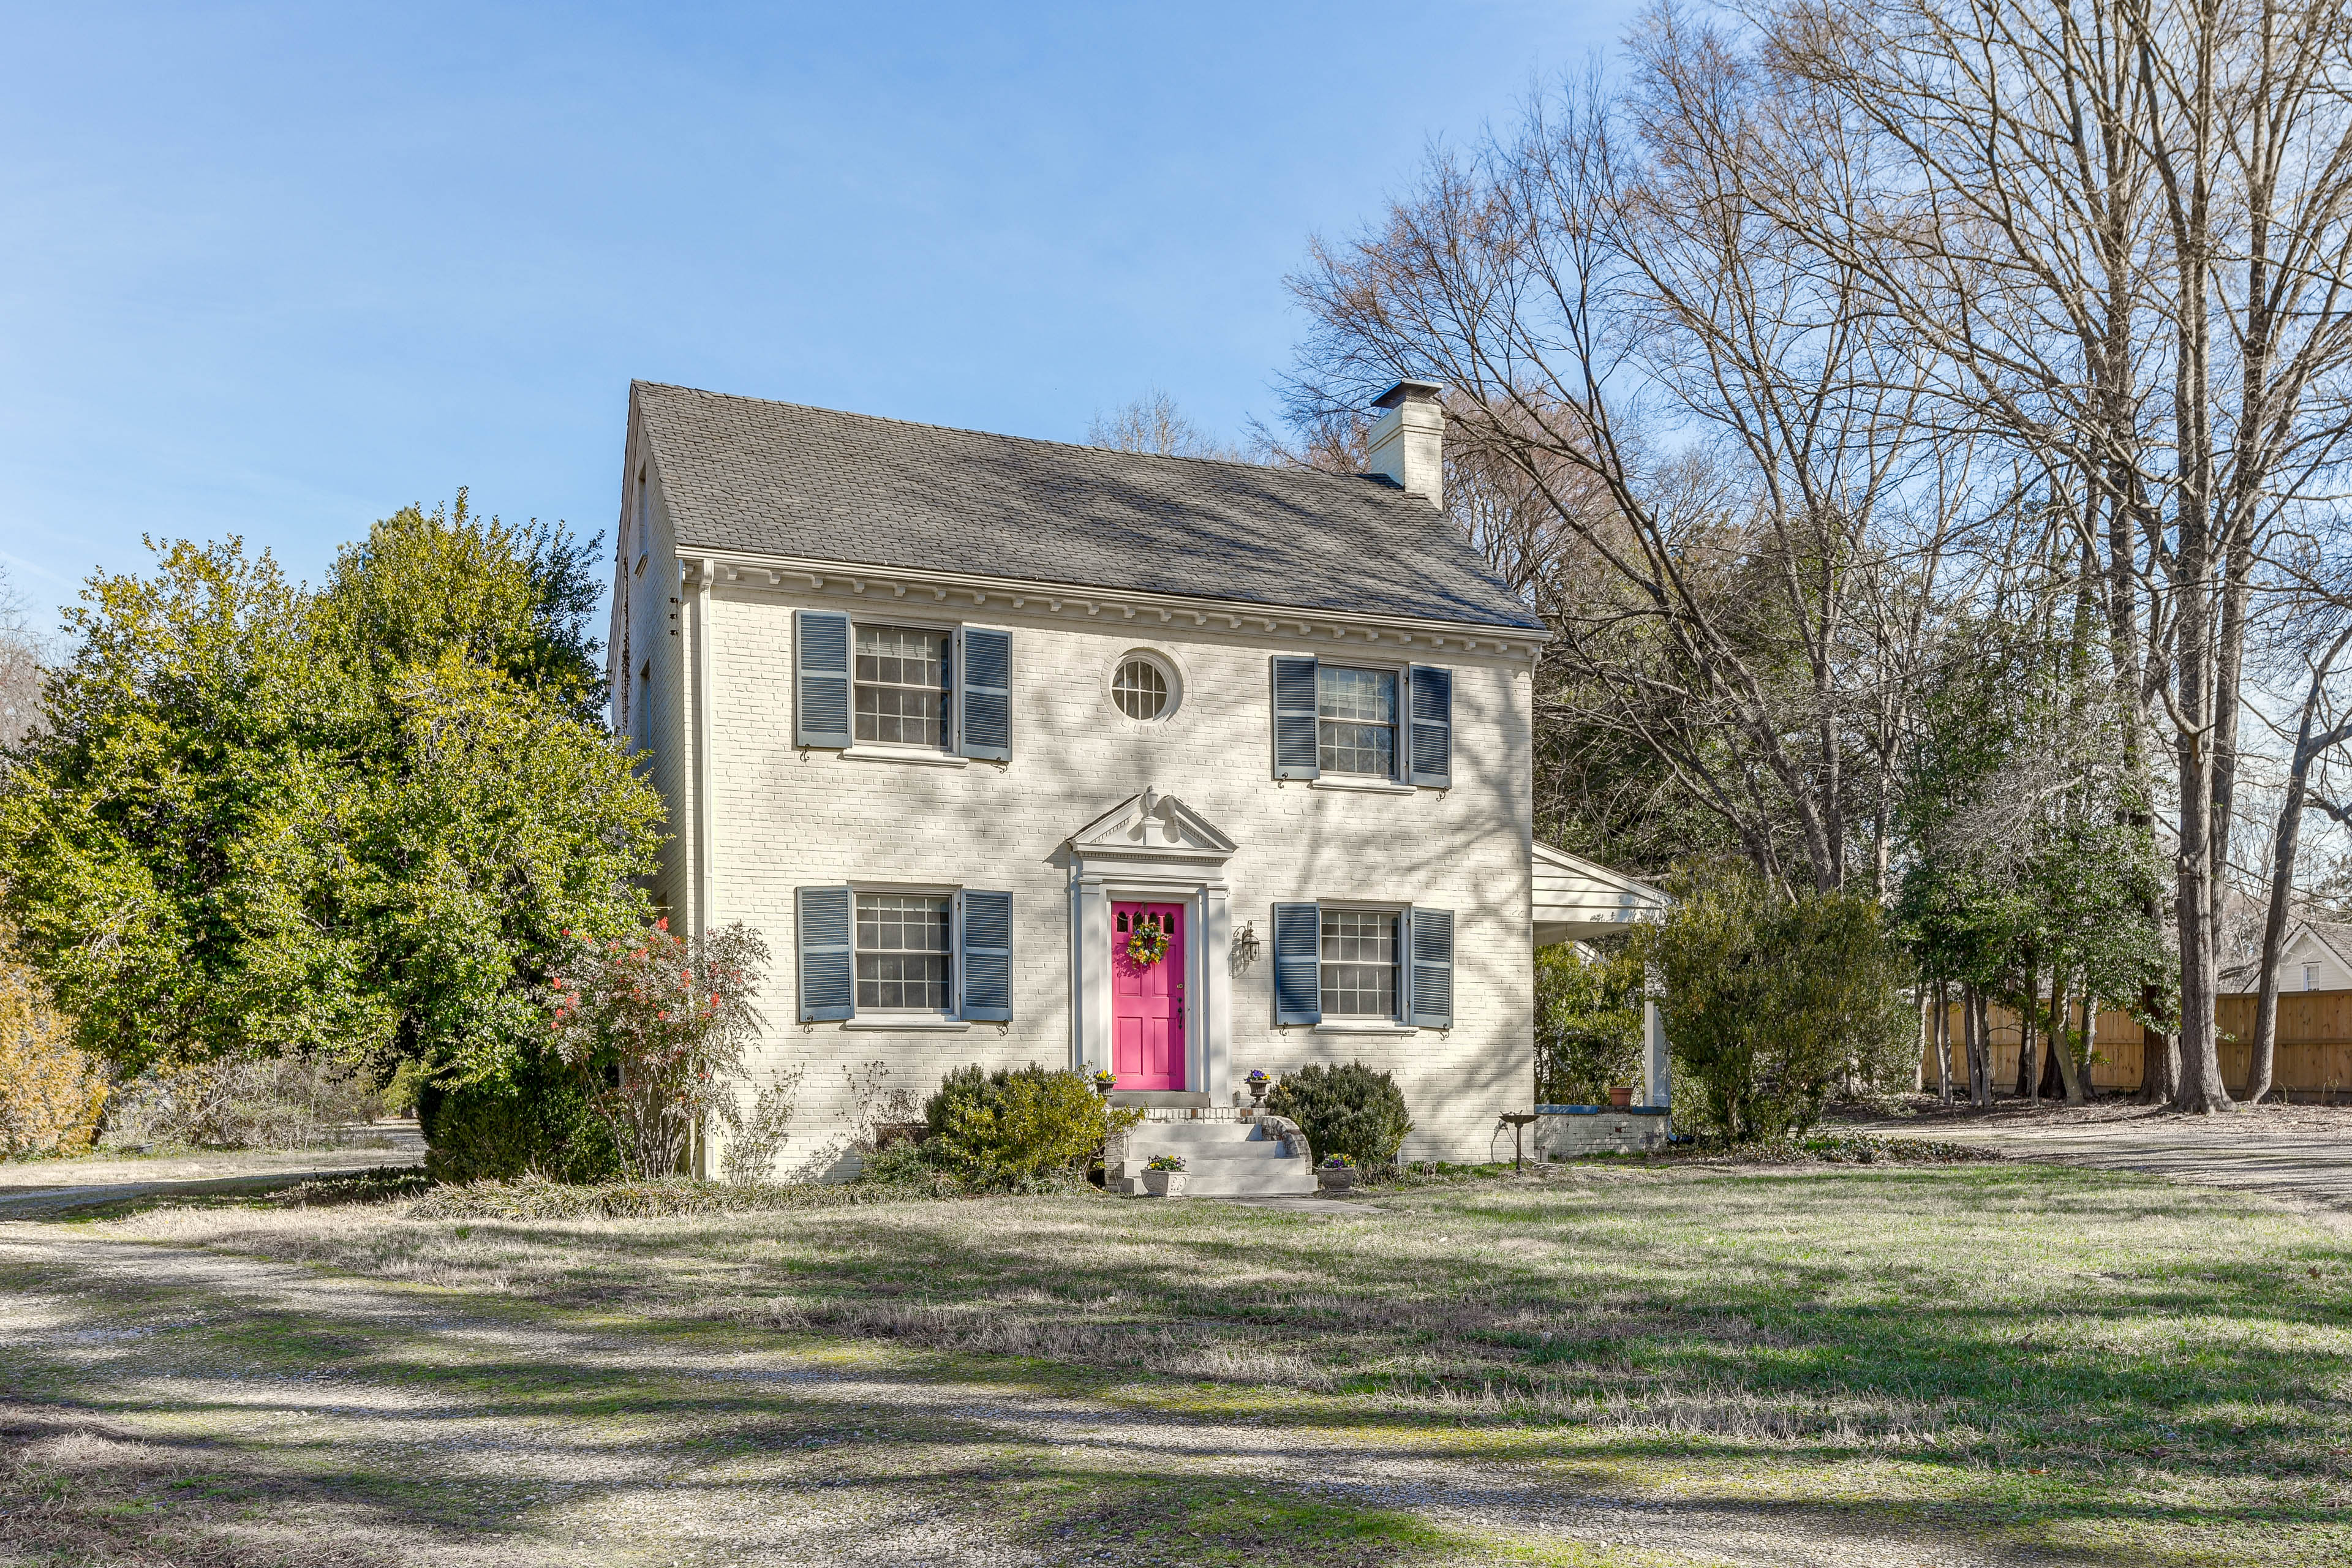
[673,582,1537,1176]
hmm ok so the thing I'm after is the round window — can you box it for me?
[1112,655,1172,721]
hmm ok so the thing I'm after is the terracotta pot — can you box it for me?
[1141,1169,1188,1197]
[1609,1085,1635,1108]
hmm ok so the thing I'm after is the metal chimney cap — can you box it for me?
[1371,378,1443,410]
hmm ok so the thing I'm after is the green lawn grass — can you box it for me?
[55,1159,2352,1564]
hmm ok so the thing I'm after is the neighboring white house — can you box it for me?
[2225,919,2352,995]
[609,377,1555,1174]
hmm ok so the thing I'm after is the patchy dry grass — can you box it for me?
[24,1158,2352,1564]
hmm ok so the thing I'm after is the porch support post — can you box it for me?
[1202,881,1232,1102]
[1074,876,1110,1075]
[1642,984,1670,1110]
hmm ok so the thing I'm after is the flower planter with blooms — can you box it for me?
[1141,1153,1188,1198]
[1091,1068,1117,1097]
[1316,1153,1358,1192]
[1245,1068,1272,1107]
[1124,921,1171,967]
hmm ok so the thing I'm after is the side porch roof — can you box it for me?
[1532,842,1668,947]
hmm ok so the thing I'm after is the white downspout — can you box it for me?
[689,557,718,1177]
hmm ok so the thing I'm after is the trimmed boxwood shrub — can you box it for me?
[1264,1061,1412,1167]
[414,1046,620,1185]
[918,1063,1136,1188]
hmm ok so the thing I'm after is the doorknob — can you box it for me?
[1175,997,1186,1028]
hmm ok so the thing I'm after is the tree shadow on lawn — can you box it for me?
[159,1172,2312,1568]
[5,1264,2326,1568]
[49,1163,2351,1561]
[464,1166,2352,1490]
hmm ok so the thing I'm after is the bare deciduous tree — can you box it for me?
[1086,388,1240,459]
[1766,0,2352,1110]
[0,565,47,753]
[1281,19,1971,896]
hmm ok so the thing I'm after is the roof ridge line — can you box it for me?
[629,379,1386,486]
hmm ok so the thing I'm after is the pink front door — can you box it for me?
[1112,902,1186,1091]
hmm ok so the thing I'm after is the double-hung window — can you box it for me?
[854,625,951,748]
[854,892,952,1010]
[796,884,1014,1023]
[1319,908,1400,1019]
[1272,900,1453,1029]
[1272,655,1449,786]
[1317,666,1397,777]
[796,611,1012,761]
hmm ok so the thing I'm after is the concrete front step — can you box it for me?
[1111,1115,1313,1197]
[1125,1121,1278,1142]
[1152,1167,1316,1197]
[1144,1144,1291,1163]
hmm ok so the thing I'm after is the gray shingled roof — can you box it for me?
[633,382,1543,631]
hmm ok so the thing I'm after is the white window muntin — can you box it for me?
[852,883,960,1014]
[851,619,954,750]
[1319,903,1404,1020]
[1112,652,1177,722]
[1317,663,1400,778]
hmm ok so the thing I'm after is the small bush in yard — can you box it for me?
[920,1064,1139,1188]
[719,1065,805,1186]
[0,946,106,1158]
[1264,1061,1412,1167]
[415,1047,620,1185]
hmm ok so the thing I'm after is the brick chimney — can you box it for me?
[1365,379,1443,508]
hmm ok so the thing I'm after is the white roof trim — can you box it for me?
[1532,842,1669,908]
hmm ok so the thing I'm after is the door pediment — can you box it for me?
[1068,788,1237,869]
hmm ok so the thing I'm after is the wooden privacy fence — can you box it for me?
[1918,992,2352,1098]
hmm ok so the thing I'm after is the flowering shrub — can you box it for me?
[545,919,769,1178]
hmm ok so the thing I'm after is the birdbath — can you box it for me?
[1498,1112,1539,1171]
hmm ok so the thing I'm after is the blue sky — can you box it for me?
[1,1,1635,623]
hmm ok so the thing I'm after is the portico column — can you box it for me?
[1201,881,1231,1101]
[1075,876,1110,1074]
[1642,979,1671,1110]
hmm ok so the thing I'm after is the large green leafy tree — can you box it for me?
[0,503,662,1089]
[1894,592,2169,1099]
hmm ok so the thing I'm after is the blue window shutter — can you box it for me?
[1408,665,1452,786]
[957,627,1012,761]
[1271,656,1319,778]
[1408,907,1453,1028]
[796,885,854,1022]
[795,611,853,748]
[1273,902,1322,1025]
[957,888,1012,1021]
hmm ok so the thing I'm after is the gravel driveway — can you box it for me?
[0,1123,426,1220]
[1861,1101,2352,1215]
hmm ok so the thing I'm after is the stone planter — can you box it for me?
[1140,1169,1189,1198]
[1316,1166,1357,1192]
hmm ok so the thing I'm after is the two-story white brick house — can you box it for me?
[609,377,1551,1174]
